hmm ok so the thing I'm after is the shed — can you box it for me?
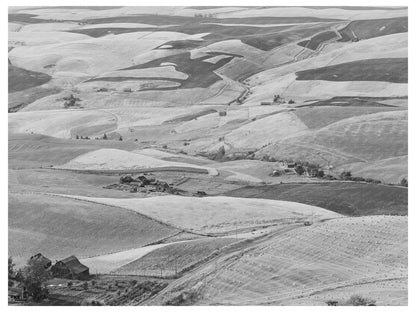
[8,287,27,301]
[52,256,89,280]
[30,253,52,270]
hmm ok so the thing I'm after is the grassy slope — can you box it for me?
[8,168,147,198]
[257,110,407,167]
[58,195,340,234]
[338,155,408,184]
[9,193,178,266]
[293,106,404,129]
[192,216,407,305]
[114,237,238,276]
[295,58,408,83]
[8,133,138,169]
[8,86,61,112]
[224,182,407,216]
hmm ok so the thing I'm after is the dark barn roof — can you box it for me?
[58,255,89,274]
[30,253,52,268]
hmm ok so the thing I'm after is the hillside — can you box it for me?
[151,216,407,305]
[55,194,341,234]
[225,182,408,216]
[8,6,408,307]
[8,192,179,266]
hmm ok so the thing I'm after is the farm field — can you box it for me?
[8,192,179,266]
[295,58,408,83]
[8,5,408,307]
[257,110,408,168]
[225,182,408,216]
[54,194,341,234]
[8,65,52,92]
[150,216,407,305]
[58,148,218,175]
[338,17,408,42]
[113,237,239,276]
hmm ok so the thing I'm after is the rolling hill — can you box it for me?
[8,6,408,306]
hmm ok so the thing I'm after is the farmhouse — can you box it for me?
[30,253,52,269]
[52,256,90,280]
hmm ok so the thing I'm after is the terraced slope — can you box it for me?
[8,193,179,266]
[153,216,407,305]
[257,110,407,167]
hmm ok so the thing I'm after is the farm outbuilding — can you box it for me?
[52,255,90,280]
[30,253,52,270]
[8,287,27,301]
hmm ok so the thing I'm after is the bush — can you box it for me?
[340,171,352,180]
[294,165,305,175]
[365,178,381,184]
[346,294,376,306]
[351,176,365,182]
[288,99,295,104]
[399,178,408,187]
[120,175,134,184]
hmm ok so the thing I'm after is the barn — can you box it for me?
[30,253,52,270]
[52,256,90,280]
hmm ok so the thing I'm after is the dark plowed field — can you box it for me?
[296,58,408,83]
[224,182,407,216]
